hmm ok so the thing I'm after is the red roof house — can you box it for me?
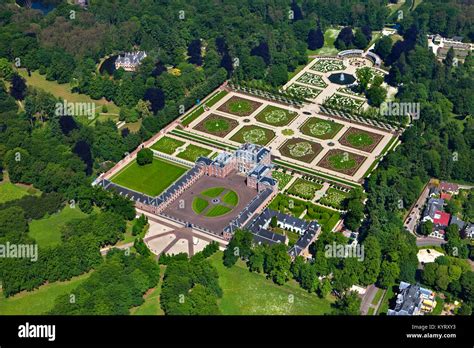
[439,182,459,193]
[433,211,451,227]
[440,192,452,200]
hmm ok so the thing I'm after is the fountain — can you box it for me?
[328,72,356,85]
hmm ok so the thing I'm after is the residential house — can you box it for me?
[388,282,436,316]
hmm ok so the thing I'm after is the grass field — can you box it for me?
[111,158,187,196]
[151,136,185,155]
[201,187,225,198]
[29,206,88,248]
[0,181,39,204]
[0,272,92,315]
[209,252,335,315]
[192,197,209,214]
[205,205,232,217]
[177,144,212,162]
[222,190,239,206]
[18,69,120,118]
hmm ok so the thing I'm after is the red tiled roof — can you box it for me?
[433,211,451,226]
[440,193,452,200]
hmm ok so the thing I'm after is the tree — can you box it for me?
[377,261,400,288]
[135,99,152,118]
[344,199,364,231]
[290,0,303,21]
[353,29,368,49]
[270,216,278,228]
[266,64,287,86]
[9,74,27,100]
[264,243,292,285]
[374,36,393,61]
[335,27,354,50]
[248,246,265,273]
[332,291,361,315]
[366,85,387,107]
[419,220,434,236]
[308,27,324,50]
[143,88,165,114]
[251,42,271,66]
[187,39,203,66]
[319,278,332,298]
[0,58,14,79]
[136,148,153,166]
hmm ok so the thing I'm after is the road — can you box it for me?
[416,237,446,247]
[404,183,430,234]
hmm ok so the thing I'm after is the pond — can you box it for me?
[99,55,118,75]
[16,0,57,14]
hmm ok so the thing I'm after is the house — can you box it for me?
[449,216,466,231]
[433,211,450,228]
[115,51,147,72]
[429,186,440,197]
[439,182,459,194]
[246,207,320,259]
[422,198,444,223]
[463,224,474,239]
[388,282,436,316]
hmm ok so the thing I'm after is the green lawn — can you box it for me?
[209,252,335,315]
[0,272,92,315]
[151,136,185,155]
[29,206,88,248]
[371,288,383,306]
[111,158,187,196]
[192,197,209,214]
[222,190,239,206]
[201,187,225,198]
[205,205,232,217]
[18,69,120,119]
[0,181,39,204]
[347,132,375,147]
[287,178,323,200]
[327,153,357,170]
[177,144,212,162]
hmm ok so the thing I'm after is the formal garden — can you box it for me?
[271,171,293,190]
[286,83,322,99]
[324,94,364,111]
[338,127,383,153]
[194,113,239,137]
[254,105,298,127]
[287,178,323,200]
[310,59,345,73]
[300,117,344,140]
[296,72,327,88]
[279,138,322,163]
[176,144,212,162]
[151,136,185,155]
[318,188,350,210]
[111,158,187,196]
[269,194,341,233]
[217,96,262,116]
[230,125,275,145]
[192,187,239,217]
[317,149,366,176]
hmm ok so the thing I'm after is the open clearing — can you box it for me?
[209,252,334,315]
